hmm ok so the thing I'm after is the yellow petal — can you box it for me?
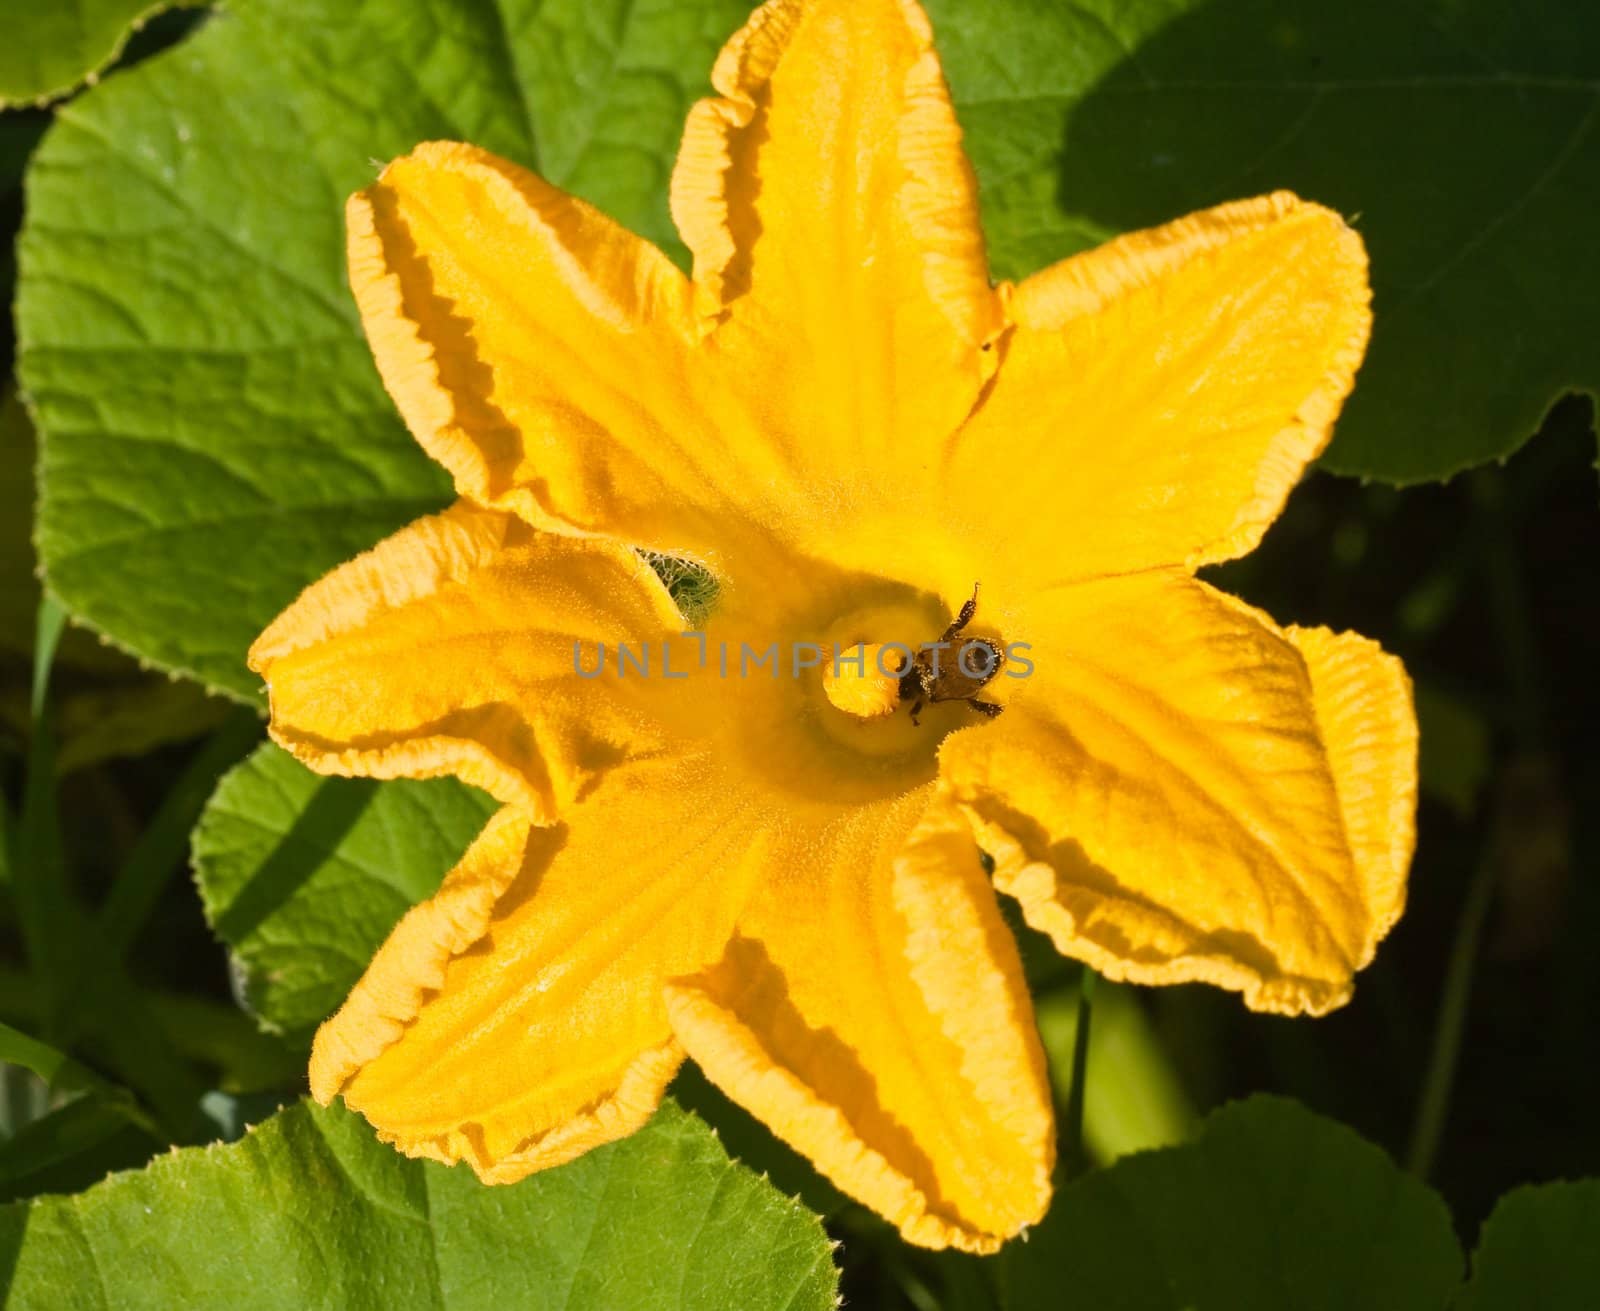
[1285,624,1418,947]
[665,789,1054,1253]
[347,141,779,558]
[939,571,1416,1016]
[673,0,1002,499]
[312,755,770,1181]
[942,193,1370,589]
[249,500,682,819]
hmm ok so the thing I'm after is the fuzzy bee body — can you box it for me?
[899,586,1004,724]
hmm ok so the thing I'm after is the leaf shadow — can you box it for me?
[214,776,379,944]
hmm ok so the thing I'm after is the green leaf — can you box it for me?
[924,0,1600,483]
[18,0,747,698]
[0,388,233,769]
[1457,1180,1600,1310]
[0,1097,839,1310]
[1000,1095,1462,1310]
[0,1,199,109]
[192,743,497,1040]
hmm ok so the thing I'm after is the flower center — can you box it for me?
[807,593,1007,764]
[821,643,909,720]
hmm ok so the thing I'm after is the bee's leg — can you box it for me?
[966,698,1003,718]
[909,698,924,726]
[940,583,981,643]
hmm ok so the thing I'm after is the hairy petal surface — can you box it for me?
[347,141,783,559]
[666,790,1054,1253]
[672,0,1002,509]
[311,755,772,1181]
[939,571,1416,1016]
[250,500,683,820]
[944,193,1370,589]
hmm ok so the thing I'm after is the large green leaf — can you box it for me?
[0,390,229,767]
[21,0,1595,696]
[924,0,1600,483]
[192,742,497,1040]
[1000,1095,1462,1310]
[0,1097,838,1311]
[1457,1180,1600,1310]
[0,1,197,109]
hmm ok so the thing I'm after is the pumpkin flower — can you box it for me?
[249,0,1416,1253]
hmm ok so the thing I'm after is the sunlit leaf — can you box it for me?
[0,0,199,108]
[0,1098,839,1310]
[0,390,230,766]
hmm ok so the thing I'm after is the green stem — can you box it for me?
[9,597,213,1140]
[0,1020,161,1138]
[1404,470,1547,1180]
[14,597,72,1033]
[1034,979,1194,1165]
[1064,968,1097,1176]
[0,963,299,1095]
[93,707,261,963]
[1405,844,1497,1179]
[29,595,65,723]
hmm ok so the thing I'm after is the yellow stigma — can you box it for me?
[823,643,907,720]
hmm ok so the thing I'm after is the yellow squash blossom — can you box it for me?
[250,0,1416,1253]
